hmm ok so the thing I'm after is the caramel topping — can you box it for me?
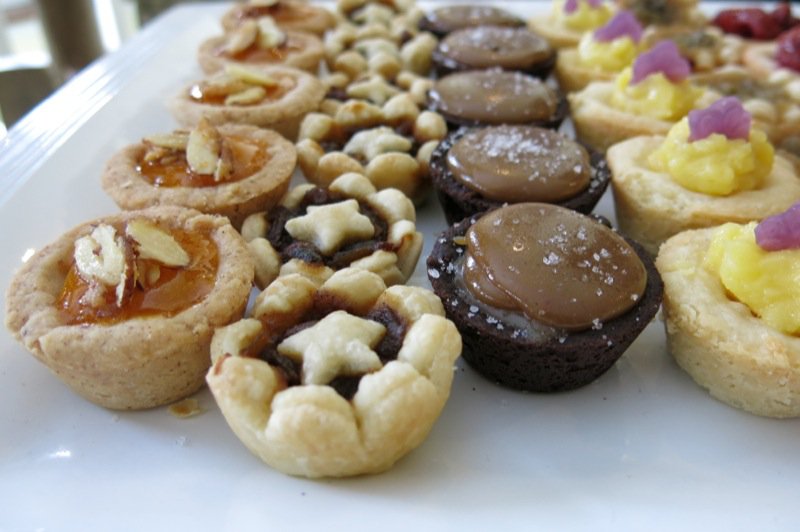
[464,204,647,331]
[218,32,304,63]
[427,5,522,33]
[447,126,591,202]
[430,71,558,125]
[439,26,552,70]
[58,223,219,325]
[138,135,269,188]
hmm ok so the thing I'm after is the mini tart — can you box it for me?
[430,126,611,225]
[240,172,422,290]
[690,66,800,153]
[657,228,800,418]
[101,124,296,229]
[608,136,800,255]
[641,25,744,74]
[426,205,662,392]
[616,0,706,28]
[427,70,568,130]
[4,206,254,410]
[197,29,324,75]
[170,65,324,140]
[431,26,555,78]
[206,267,461,478]
[295,92,448,201]
[527,4,614,50]
[418,5,524,38]
[569,81,717,152]
[221,1,336,36]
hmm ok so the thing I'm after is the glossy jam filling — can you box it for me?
[137,135,269,188]
[447,126,591,202]
[464,204,647,331]
[217,33,305,63]
[58,223,219,325]
[188,77,294,105]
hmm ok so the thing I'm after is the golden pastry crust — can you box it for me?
[657,228,800,418]
[169,65,324,140]
[608,136,800,255]
[197,30,324,75]
[241,172,423,289]
[101,125,296,229]
[554,47,616,93]
[4,207,254,410]
[220,1,336,36]
[569,81,718,152]
[527,13,592,50]
[206,268,461,478]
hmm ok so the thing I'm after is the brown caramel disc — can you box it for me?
[464,204,647,331]
[439,26,552,71]
[430,71,558,125]
[447,126,591,202]
[425,5,522,33]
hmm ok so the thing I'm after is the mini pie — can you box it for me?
[657,227,800,418]
[197,18,324,75]
[170,64,325,140]
[206,267,461,478]
[295,91,448,201]
[527,0,615,50]
[641,25,744,74]
[616,0,706,28]
[4,206,254,410]
[427,203,662,392]
[240,172,422,290]
[221,0,336,36]
[101,119,296,229]
[608,135,800,255]
[569,80,718,152]
[430,125,611,225]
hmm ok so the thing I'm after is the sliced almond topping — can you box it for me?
[256,16,286,49]
[143,131,189,151]
[224,63,278,87]
[126,219,190,268]
[214,139,235,182]
[226,19,259,55]
[186,118,221,175]
[250,0,279,6]
[224,86,268,106]
[74,224,129,306]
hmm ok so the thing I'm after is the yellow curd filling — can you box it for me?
[610,68,702,121]
[557,0,613,31]
[705,222,800,335]
[648,119,774,196]
[577,33,639,71]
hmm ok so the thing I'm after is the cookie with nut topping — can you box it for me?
[4,206,254,410]
[240,172,422,290]
[207,266,461,477]
[170,64,324,140]
[221,0,336,37]
[101,118,296,228]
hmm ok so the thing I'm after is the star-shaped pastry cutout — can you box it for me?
[346,75,401,105]
[284,199,375,255]
[277,310,386,385]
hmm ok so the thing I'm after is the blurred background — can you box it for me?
[0,0,208,134]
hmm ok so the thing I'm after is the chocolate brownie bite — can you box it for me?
[432,26,555,78]
[427,70,568,130]
[427,203,663,392]
[430,125,610,225]
[419,5,524,38]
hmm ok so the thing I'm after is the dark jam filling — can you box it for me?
[266,187,394,269]
[713,5,799,40]
[256,304,408,400]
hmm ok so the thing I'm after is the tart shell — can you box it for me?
[101,124,296,229]
[4,206,254,410]
[426,213,663,392]
[657,227,800,418]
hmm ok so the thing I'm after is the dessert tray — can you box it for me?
[0,2,797,530]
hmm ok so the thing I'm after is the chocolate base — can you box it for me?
[426,215,663,392]
[431,47,556,80]
[427,86,569,132]
[430,128,611,225]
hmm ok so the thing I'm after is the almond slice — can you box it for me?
[256,16,286,49]
[226,19,259,54]
[186,119,221,175]
[74,224,129,306]
[250,0,279,5]
[224,64,278,87]
[126,219,190,268]
[224,86,268,106]
[143,131,189,151]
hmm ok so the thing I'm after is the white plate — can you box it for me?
[1,2,798,531]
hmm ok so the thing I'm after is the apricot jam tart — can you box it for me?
[4,207,254,410]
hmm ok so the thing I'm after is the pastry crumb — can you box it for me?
[168,398,204,419]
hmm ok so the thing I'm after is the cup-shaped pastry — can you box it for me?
[5,206,254,410]
[207,267,461,477]
[221,0,336,36]
[427,203,663,392]
[528,0,615,49]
